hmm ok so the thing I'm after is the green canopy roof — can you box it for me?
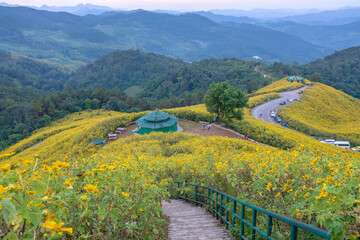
[136,110,178,129]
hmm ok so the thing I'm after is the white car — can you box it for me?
[270,111,276,118]
[288,98,294,102]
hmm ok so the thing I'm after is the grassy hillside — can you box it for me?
[249,77,310,96]
[278,83,360,146]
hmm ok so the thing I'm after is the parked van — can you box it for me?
[334,141,350,149]
[320,139,335,145]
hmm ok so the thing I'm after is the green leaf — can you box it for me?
[31,182,46,194]
[29,212,41,227]
[3,231,19,240]
[1,198,18,224]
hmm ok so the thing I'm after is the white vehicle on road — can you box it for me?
[270,110,276,118]
[320,139,335,145]
[288,98,294,102]
[334,141,350,149]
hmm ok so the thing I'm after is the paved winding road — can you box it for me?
[251,87,306,125]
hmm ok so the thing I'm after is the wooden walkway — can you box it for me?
[162,200,232,240]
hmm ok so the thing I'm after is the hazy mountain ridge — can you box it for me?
[0,6,332,64]
[260,20,360,50]
[277,7,360,25]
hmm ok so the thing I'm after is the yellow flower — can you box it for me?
[84,184,99,194]
[121,192,130,197]
[275,192,281,198]
[0,163,10,171]
[44,220,73,236]
[41,196,52,201]
[80,194,88,202]
[0,185,8,195]
[266,182,272,191]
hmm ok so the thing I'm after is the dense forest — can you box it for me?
[68,50,272,99]
[0,50,70,90]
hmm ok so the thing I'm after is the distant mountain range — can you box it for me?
[275,7,360,25]
[1,4,360,65]
[0,2,115,16]
[0,6,332,64]
[259,20,360,50]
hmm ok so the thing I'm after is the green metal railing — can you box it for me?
[170,181,331,240]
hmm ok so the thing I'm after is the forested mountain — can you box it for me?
[66,50,272,99]
[0,6,332,64]
[0,50,70,90]
[66,50,185,91]
[140,58,271,99]
[300,46,360,98]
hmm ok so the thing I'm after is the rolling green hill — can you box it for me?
[65,49,273,99]
[300,46,360,98]
[66,49,185,91]
[0,50,70,90]
[0,6,332,64]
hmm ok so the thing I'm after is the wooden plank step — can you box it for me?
[162,199,232,240]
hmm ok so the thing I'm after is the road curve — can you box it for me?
[251,87,306,125]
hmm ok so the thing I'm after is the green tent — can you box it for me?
[135,110,178,134]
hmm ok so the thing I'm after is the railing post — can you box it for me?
[232,200,237,228]
[216,192,219,219]
[177,182,180,199]
[267,216,273,239]
[195,185,198,205]
[208,188,211,207]
[185,183,188,202]
[225,196,229,228]
[251,209,257,240]
[290,225,298,240]
[220,194,224,222]
[241,204,245,237]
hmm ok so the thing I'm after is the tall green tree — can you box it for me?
[204,82,248,122]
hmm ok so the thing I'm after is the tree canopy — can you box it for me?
[204,82,248,121]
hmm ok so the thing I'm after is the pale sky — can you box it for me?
[4,0,360,10]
